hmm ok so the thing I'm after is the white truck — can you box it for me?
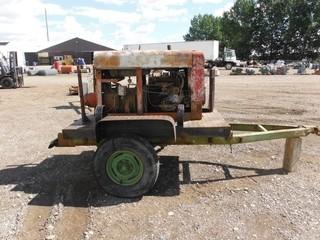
[123,40,239,70]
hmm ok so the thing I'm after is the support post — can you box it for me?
[77,65,89,123]
[283,137,302,172]
[95,69,102,106]
[209,69,215,112]
[136,68,143,114]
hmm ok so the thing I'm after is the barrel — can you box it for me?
[53,61,61,72]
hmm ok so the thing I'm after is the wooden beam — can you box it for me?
[95,69,102,106]
[283,137,302,172]
[136,68,143,114]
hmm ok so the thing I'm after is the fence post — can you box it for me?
[283,137,302,172]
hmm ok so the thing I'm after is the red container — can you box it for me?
[53,61,61,72]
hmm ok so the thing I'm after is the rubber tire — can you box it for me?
[1,77,14,89]
[94,136,159,198]
[225,63,233,70]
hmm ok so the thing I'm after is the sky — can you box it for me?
[0,0,234,52]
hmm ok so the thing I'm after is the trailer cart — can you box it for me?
[50,50,319,197]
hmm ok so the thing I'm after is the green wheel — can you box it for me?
[106,150,144,186]
[94,136,159,197]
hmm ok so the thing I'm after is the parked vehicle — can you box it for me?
[123,41,240,70]
[0,51,24,89]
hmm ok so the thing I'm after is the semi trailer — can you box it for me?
[123,41,240,70]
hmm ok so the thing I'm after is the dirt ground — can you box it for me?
[0,71,319,240]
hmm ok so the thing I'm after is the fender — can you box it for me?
[95,115,176,145]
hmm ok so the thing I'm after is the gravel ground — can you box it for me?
[0,71,319,240]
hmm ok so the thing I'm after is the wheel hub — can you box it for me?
[106,150,144,186]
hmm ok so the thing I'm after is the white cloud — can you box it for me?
[213,2,233,16]
[136,0,188,21]
[50,16,104,44]
[0,0,103,52]
[192,0,223,4]
[94,0,132,5]
[0,0,191,56]
[73,7,140,25]
[72,0,189,48]
[111,23,156,49]
[0,0,66,17]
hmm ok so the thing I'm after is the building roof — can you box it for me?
[0,42,9,46]
[38,37,113,53]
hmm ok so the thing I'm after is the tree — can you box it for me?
[184,0,320,60]
[285,0,320,59]
[183,14,223,41]
[221,0,255,59]
[251,0,290,60]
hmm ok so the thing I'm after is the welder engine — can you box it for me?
[146,70,186,112]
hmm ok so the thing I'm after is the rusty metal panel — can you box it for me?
[136,68,143,114]
[95,69,102,106]
[190,51,205,103]
[94,50,195,69]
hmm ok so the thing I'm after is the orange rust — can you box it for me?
[95,70,102,105]
[95,53,121,68]
[107,111,201,121]
[136,68,143,114]
[160,52,193,67]
[94,50,198,69]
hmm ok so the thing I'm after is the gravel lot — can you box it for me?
[0,71,319,240]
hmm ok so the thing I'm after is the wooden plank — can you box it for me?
[95,70,102,106]
[177,110,231,138]
[283,137,302,172]
[183,110,230,129]
[136,68,143,114]
[62,116,95,139]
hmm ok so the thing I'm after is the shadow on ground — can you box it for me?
[0,152,285,207]
[0,86,36,90]
[53,102,82,114]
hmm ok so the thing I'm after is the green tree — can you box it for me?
[251,0,290,60]
[184,0,320,60]
[221,0,255,59]
[183,14,223,41]
[285,0,320,59]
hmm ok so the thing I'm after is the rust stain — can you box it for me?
[191,52,205,102]
[103,55,120,67]
[160,52,193,67]
[94,50,197,69]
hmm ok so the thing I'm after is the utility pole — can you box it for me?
[45,8,49,41]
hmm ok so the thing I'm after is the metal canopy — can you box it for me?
[94,50,200,69]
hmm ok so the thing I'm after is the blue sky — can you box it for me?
[0,0,234,51]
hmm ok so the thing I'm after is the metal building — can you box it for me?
[25,37,113,66]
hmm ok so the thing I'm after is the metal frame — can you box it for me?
[175,124,319,145]
[52,122,319,147]
[50,121,318,173]
[50,50,319,174]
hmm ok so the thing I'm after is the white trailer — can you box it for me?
[123,40,219,62]
[123,41,239,69]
